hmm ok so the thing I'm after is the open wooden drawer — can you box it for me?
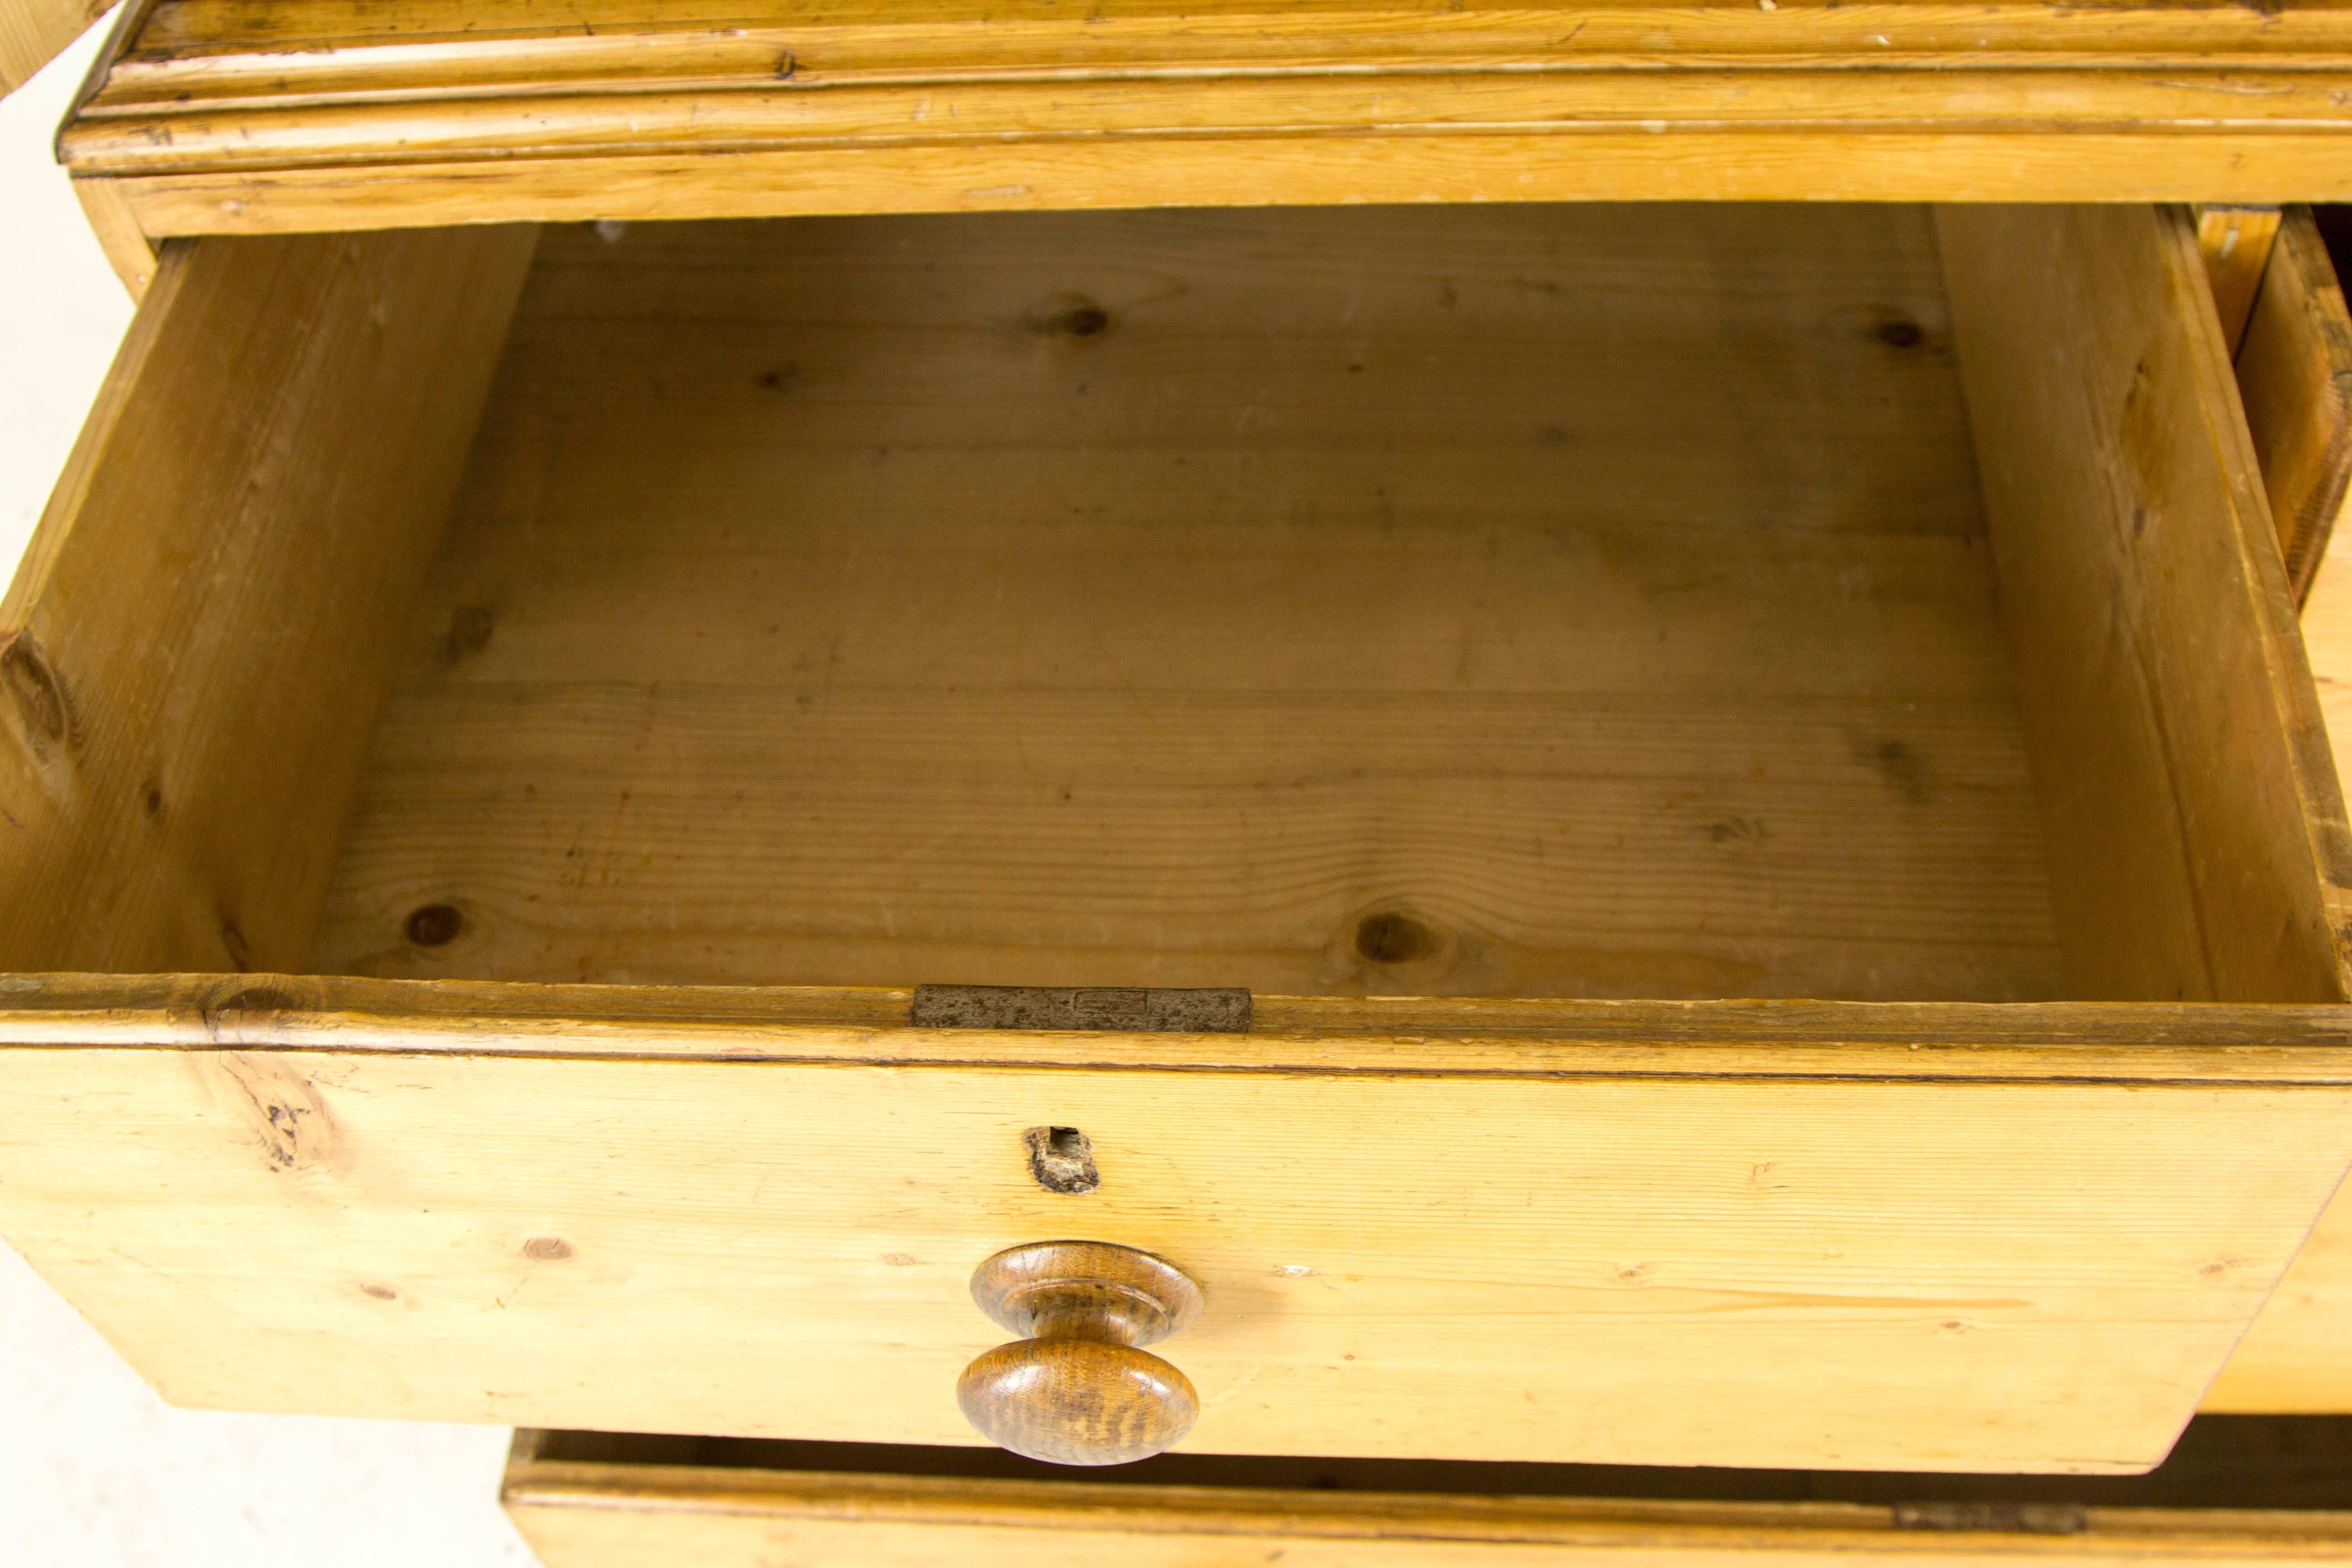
[2,201,2349,1476]
[500,1418,2352,1566]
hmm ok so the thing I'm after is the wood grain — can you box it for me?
[54,0,2352,225]
[2203,233,2352,1406]
[508,1490,2352,1568]
[71,177,155,299]
[103,0,2352,92]
[0,0,107,96]
[959,1241,1205,1465]
[2196,206,2283,355]
[2206,1186,2352,1415]
[2236,207,2352,606]
[64,72,2352,179]
[1937,204,2352,1006]
[0,225,538,973]
[1,1013,2347,1470]
[312,205,2065,1004]
[94,134,2352,247]
[15,971,2352,1083]
[501,1427,2352,1568]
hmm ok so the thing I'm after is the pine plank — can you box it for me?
[312,206,2062,1001]
[1,1017,2347,1469]
[0,0,107,96]
[2195,206,2283,354]
[1937,204,2352,1005]
[0,225,539,973]
[502,1424,2352,1568]
[49,0,2352,232]
[2236,207,2352,605]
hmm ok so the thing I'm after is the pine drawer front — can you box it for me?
[500,1421,2352,1568]
[1,203,2348,1474]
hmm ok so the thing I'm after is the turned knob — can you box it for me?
[956,1240,1204,1466]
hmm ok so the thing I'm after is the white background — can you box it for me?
[0,22,534,1566]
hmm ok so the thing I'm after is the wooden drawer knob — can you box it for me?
[956,1240,1203,1466]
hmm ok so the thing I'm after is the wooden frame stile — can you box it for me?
[62,0,160,298]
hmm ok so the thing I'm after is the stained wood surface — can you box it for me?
[2205,226,2352,1407]
[2206,1185,2352,1414]
[0,0,107,95]
[3,974,2351,1470]
[90,139,2352,250]
[312,206,2065,1004]
[2196,207,2283,355]
[2236,208,2352,606]
[506,1484,2352,1568]
[19,971,2352,1082]
[0,226,538,975]
[72,176,155,299]
[1936,204,2352,1006]
[52,0,2352,233]
[502,1421,2352,1568]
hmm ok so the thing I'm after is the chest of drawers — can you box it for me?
[1,195,2349,1475]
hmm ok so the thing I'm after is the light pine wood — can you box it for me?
[0,226,538,974]
[5,202,2350,1463]
[2195,207,2283,355]
[98,0,2352,93]
[18,971,2352,1082]
[71,177,155,299]
[0,0,106,96]
[51,0,2352,239]
[2205,1187,2352,1414]
[312,206,2064,1003]
[502,1426,2352,1568]
[63,73,2352,180]
[2301,523,2352,845]
[92,136,2352,249]
[506,1503,2352,1568]
[2203,230,2352,1407]
[1937,205,2352,1005]
[3,975,2352,1470]
[2235,208,2352,605]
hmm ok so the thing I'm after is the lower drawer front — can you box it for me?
[501,1420,2352,1568]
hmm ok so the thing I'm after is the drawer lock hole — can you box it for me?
[1026,1125,1100,1195]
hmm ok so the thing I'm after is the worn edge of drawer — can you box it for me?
[5,972,2352,1083]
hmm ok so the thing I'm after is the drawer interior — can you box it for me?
[12,201,2330,1007]
[313,204,2054,1001]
